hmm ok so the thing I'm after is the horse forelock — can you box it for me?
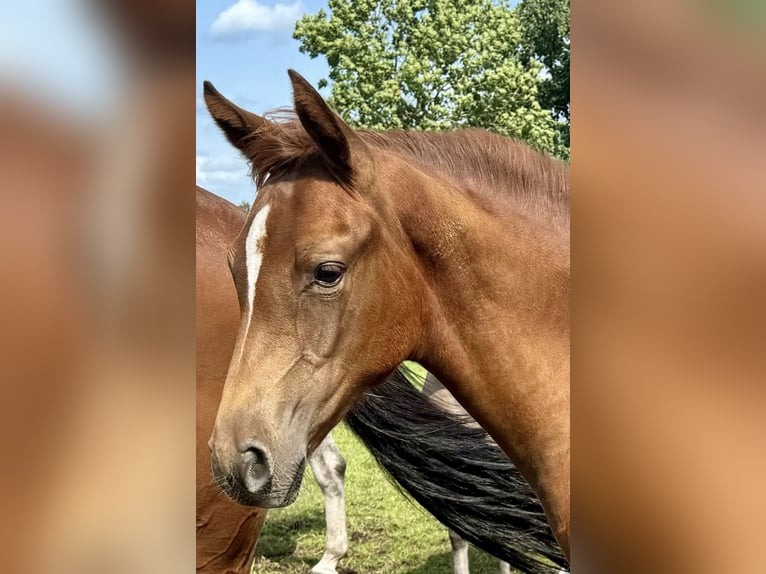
[240,111,317,189]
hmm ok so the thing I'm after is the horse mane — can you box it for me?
[241,111,569,225]
[361,129,569,225]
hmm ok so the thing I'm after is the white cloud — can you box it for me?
[211,0,303,39]
[196,156,208,185]
[196,154,250,187]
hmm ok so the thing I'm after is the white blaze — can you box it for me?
[233,202,271,364]
[245,203,271,313]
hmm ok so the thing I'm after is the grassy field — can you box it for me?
[252,421,503,574]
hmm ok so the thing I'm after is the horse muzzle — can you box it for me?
[210,440,305,508]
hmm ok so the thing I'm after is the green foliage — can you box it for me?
[238,200,252,213]
[518,0,569,149]
[295,0,569,158]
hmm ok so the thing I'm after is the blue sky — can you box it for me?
[196,0,331,205]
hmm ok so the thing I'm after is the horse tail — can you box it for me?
[344,366,569,574]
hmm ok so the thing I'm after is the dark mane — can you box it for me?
[242,113,569,225]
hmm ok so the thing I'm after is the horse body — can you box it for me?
[204,70,570,559]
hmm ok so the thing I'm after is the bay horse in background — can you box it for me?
[204,70,569,563]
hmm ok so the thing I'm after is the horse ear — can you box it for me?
[288,69,363,184]
[203,81,270,152]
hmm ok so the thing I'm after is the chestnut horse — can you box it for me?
[204,71,570,557]
[196,187,561,574]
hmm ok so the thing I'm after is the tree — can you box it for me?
[294,0,568,158]
[518,0,569,149]
[238,200,251,212]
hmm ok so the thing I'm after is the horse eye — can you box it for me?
[313,263,345,287]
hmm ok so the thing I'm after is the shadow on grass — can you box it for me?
[402,546,505,574]
[255,508,326,568]
[254,503,502,574]
[400,551,453,574]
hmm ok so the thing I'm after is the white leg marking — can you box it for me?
[449,529,470,574]
[309,433,348,574]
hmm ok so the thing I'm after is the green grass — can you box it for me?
[252,422,503,574]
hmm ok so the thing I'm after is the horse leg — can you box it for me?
[449,529,470,574]
[309,433,348,574]
[499,560,511,574]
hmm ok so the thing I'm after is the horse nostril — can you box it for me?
[238,442,272,494]
[242,444,267,467]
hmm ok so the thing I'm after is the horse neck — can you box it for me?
[385,153,570,538]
